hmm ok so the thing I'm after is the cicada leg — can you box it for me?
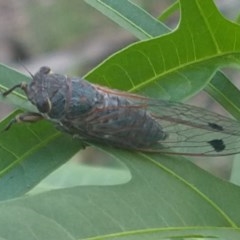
[2,82,27,96]
[2,112,43,132]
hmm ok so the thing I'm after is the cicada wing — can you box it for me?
[132,98,240,156]
[82,85,240,156]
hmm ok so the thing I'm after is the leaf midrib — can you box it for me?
[128,51,238,93]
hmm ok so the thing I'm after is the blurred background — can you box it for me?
[1,0,239,73]
[0,0,173,73]
[0,0,240,190]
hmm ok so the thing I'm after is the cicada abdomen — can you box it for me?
[3,66,240,156]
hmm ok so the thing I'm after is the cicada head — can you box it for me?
[26,66,52,113]
[26,66,68,118]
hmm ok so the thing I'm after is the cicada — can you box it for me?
[2,66,240,156]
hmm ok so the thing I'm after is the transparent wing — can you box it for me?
[76,86,240,156]
[141,99,240,156]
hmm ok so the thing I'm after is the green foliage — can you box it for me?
[0,0,240,239]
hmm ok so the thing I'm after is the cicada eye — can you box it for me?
[39,66,51,75]
[36,97,52,113]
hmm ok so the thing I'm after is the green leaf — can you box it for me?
[158,1,180,22]
[0,149,240,239]
[231,154,240,185]
[0,110,82,200]
[85,0,240,102]
[206,71,240,120]
[85,0,240,119]
[84,0,170,39]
